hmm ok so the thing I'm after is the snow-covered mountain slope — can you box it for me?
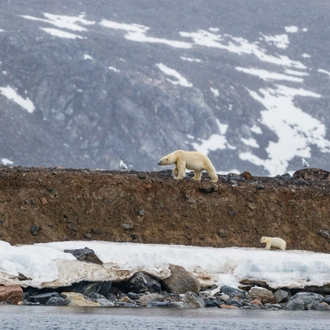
[0,0,330,175]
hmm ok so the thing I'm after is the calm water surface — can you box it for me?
[0,306,329,330]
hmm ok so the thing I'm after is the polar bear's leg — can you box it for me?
[173,166,179,178]
[176,160,186,179]
[265,242,271,250]
[193,170,202,181]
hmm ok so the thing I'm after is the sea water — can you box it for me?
[0,306,329,330]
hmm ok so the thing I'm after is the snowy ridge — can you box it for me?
[1,240,330,290]
[1,2,330,175]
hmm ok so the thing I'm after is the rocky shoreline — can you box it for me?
[0,247,329,311]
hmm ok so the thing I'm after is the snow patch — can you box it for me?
[243,85,329,176]
[100,20,192,49]
[41,28,85,39]
[0,86,35,113]
[236,67,304,83]
[285,26,298,33]
[156,63,192,87]
[1,240,330,290]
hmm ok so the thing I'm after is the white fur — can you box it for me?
[157,150,218,182]
[260,236,286,250]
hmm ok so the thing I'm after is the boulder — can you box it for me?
[248,286,275,304]
[61,292,101,307]
[0,285,23,304]
[285,292,325,310]
[182,291,205,308]
[274,289,290,303]
[162,264,200,294]
[128,272,161,293]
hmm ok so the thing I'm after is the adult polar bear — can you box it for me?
[157,150,218,182]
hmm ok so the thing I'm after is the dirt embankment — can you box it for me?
[0,166,330,253]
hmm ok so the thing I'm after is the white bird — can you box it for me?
[119,160,128,170]
[302,158,310,168]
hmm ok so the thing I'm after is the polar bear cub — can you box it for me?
[157,150,218,182]
[260,236,286,250]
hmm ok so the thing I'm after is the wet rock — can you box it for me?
[28,292,60,305]
[128,272,161,293]
[64,247,103,265]
[46,296,67,306]
[162,264,200,294]
[285,292,325,310]
[88,293,115,307]
[226,297,244,307]
[61,292,101,307]
[204,298,221,308]
[274,289,290,303]
[146,301,170,307]
[219,285,246,299]
[0,285,23,304]
[182,291,205,308]
[248,286,275,304]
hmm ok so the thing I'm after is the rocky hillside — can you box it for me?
[1,0,330,175]
[0,166,330,253]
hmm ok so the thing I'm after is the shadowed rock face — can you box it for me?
[1,0,330,175]
[1,166,330,254]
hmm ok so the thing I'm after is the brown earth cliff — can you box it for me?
[0,166,330,253]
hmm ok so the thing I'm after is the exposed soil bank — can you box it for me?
[0,166,330,253]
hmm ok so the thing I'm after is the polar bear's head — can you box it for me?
[260,237,267,243]
[157,151,177,166]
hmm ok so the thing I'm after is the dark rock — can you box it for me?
[29,292,60,305]
[198,185,216,193]
[228,210,236,217]
[91,229,101,235]
[127,292,140,300]
[279,173,292,180]
[204,298,221,308]
[46,297,67,306]
[256,184,265,190]
[30,224,40,236]
[64,247,103,265]
[65,281,112,296]
[162,264,200,294]
[219,285,246,299]
[128,272,161,293]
